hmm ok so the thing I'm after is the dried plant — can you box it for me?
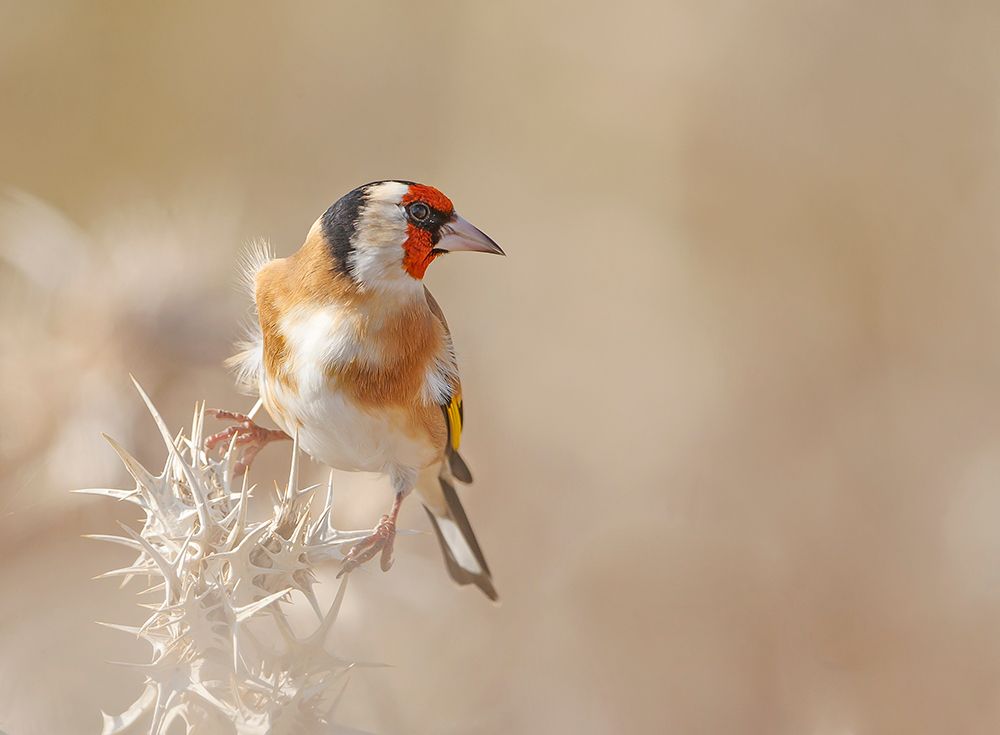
[81,380,376,734]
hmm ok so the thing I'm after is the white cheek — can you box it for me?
[350,240,407,288]
[348,192,423,295]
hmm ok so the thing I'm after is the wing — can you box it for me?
[425,287,473,484]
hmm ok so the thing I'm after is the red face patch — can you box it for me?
[401,226,436,279]
[401,184,453,213]
[400,184,455,280]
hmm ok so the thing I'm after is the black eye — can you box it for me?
[409,202,430,222]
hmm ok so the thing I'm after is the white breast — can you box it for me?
[260,304,445,475]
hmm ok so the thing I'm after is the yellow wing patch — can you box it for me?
[445,395,463,452]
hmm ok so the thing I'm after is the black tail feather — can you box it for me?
[423,476,497,602]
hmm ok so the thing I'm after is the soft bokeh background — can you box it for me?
[3,1,1000,733]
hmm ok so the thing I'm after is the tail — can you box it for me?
[417,464,498,602]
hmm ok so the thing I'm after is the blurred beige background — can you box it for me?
[3,1,1000,733]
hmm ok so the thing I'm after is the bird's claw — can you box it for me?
[204,408,289,476]
[337,515,397,577]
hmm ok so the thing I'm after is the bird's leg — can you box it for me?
[205,409,290,476]
[338,492,406,577]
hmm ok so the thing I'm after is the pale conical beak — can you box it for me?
[436,214,505,256]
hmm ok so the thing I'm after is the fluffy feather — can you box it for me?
[237,237,274,296]
[225,239,272,394]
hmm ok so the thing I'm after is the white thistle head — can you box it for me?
[83,380,377,735]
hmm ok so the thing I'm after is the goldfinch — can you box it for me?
[208,180,504,601]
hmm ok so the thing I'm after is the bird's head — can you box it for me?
[318,180,504,294]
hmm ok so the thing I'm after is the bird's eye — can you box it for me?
[409,202,430,222]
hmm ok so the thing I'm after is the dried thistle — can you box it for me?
[81,380,376,734]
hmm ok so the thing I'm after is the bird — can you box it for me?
[207,180,504,601]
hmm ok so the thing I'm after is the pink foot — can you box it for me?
[205,409,289,476]
[338,494,405,576]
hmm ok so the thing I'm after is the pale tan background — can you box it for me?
[3,1,1000,733]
